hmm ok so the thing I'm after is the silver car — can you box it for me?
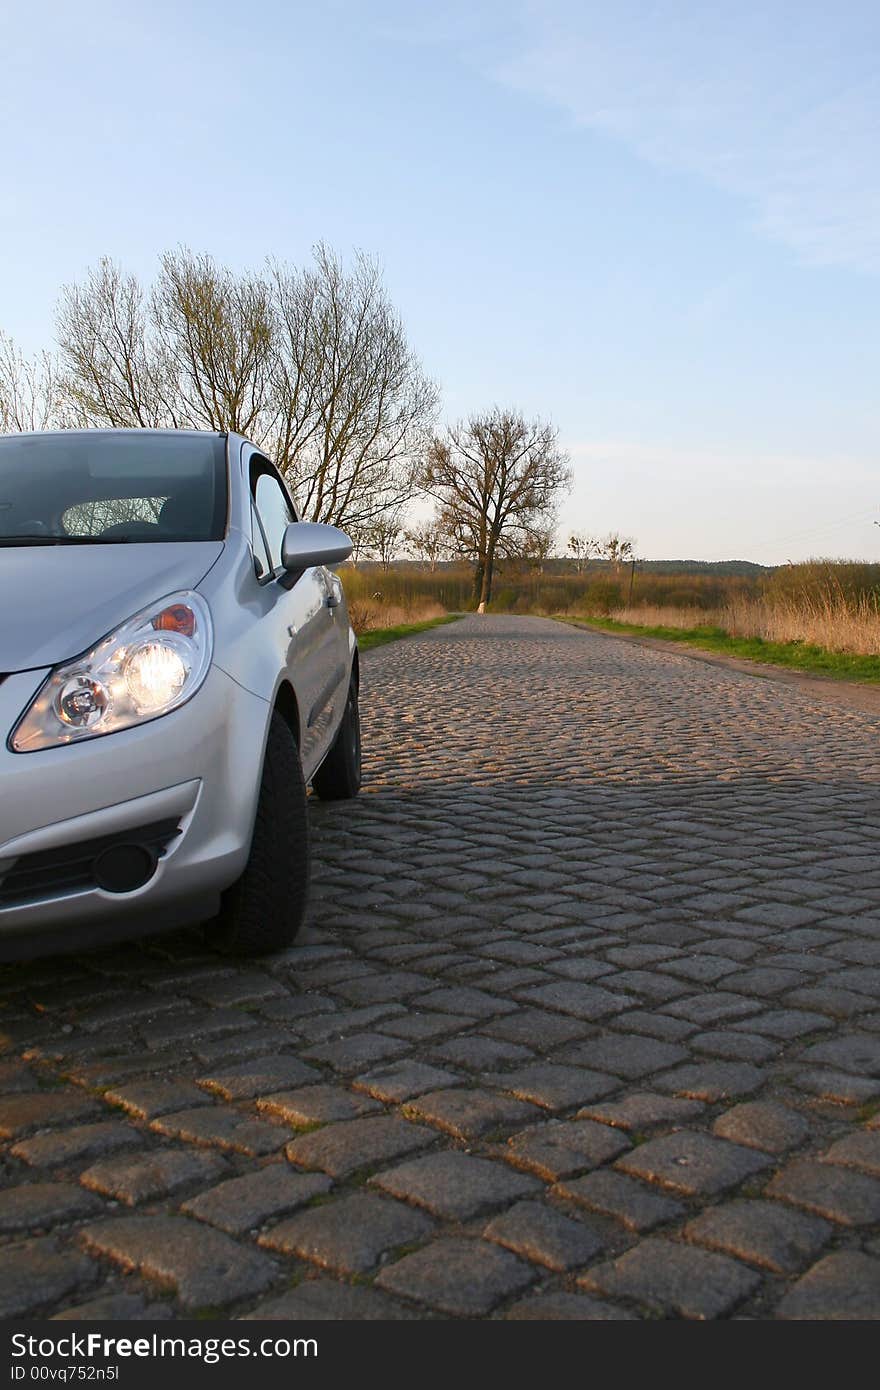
[0,429,361,960]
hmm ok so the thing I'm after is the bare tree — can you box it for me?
[601,531,635,575]
[53,246,437,531]
[364,507,406,572]
[424,408,571,609]
[404,514,447,571]
[56,259,170,427]
[270,246,437,528]
[568,530,596,573]
[152,249,275,436]
[0,333,61,432]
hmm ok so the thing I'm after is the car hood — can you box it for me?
[0,542,224,672]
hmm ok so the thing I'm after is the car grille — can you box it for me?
[0,818,181,908]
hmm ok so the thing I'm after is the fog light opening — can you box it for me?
[92,843,158,894]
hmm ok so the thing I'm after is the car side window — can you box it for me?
[250,462,296,573]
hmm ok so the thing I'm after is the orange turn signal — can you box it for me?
[152,604,196,637]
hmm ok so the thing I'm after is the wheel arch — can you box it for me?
[272,680,302,750]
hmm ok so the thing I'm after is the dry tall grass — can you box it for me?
[346,595,446,635]
[609,595,880,656]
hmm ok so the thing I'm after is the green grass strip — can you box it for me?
[357,614,463,651]
[559,616,880,683]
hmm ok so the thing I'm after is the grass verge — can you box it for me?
[560,616,880,683]
[357,614,463,651]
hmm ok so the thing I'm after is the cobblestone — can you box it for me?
[80,1149,228,1205]
[376,1237,535,1316]
[5,614,880,1318]
[684,1199,831,1273]
[286,1114,435,1177]
[554,1169,686,1231]
[617,1131,773,1196]
[181,1167,331,1234]
[372,1151,541,1220]
[79,1216,277,1309]
[483,1199,603,1270]
[712,1101,810,1153]
[259,1192,434,1274]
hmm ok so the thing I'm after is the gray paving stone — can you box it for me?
[483,1200,603,1270]
[378,1011,473,1041]
[0,1092,102,1138]
[429,1036,534,1070]
[654,1061,765,1102]
[104,1080,212,1120]
[150,1107,290,1157]
[685,1199,831,1273]
[182,1167,332,1234]
[51,1293,173,1320]
[256,1085,381,1126]
[495,1063,618,1112]
[766,1158,880,1225]
[554,1169,685,1231]
[245,1280,420,1320]
[12,1121,143,1169]
[581,1236,760,1319]
[0,1182,103,1234]
[560,1035,689,1079]
[196,1056,321,1099]
[0,1238,99,1318]
[504,1118,631,1180]
[617,1130,772,1196]
[402,1087,541,1140]
[731,1008,827,1040]
[352,1060,461,1103]
[519,980,631,1020]
[286,1114,435,1178]
[371,1150,541,1219]
[776,1251,880,1319]
[482,1009,590,1048]
[301,1033,411,1074]
[690,1030,778,1063]
[504,1291,635,1320]
[416,987,517,1018]
[79,1149,228,1204]
[260,1192,434,1273]
[376,1237,535,1316]
[822,1130,880,1176]
[799,1033,880,1076]
[79,1216,276,1309]
[791,1068,880,1105]
[664,993,760,1025]
[579,1092,704,1131]
[713,1101,810,1154]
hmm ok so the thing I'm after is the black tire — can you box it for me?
[311,678,362,800]
[213,711,310,956]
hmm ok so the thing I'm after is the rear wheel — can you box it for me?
[311,678,362,800]
[213,711,310,956]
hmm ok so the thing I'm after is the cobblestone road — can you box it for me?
[3,615,880,1320]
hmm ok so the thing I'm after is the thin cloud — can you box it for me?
[479,2,880,273]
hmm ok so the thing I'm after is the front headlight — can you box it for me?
[10,591,213,753]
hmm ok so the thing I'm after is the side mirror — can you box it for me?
[280,521,353,572]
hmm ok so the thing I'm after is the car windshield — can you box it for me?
[0,432,227,544]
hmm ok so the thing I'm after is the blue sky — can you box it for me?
[2,0,879,562]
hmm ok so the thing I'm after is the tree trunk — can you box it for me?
[473,560,485,604]
[479,550,494,608]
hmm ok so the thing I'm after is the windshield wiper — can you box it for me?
[0,535,136,546]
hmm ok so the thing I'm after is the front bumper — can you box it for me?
[0,665,272,957]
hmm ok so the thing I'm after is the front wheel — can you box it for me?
[212,711,310,956]
[311,678,361,800]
